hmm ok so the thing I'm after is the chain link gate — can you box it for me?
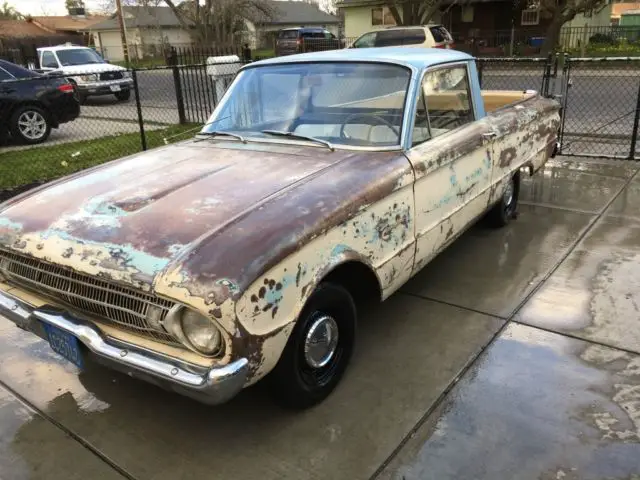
[478,55,640,161]
[555,56,640,160]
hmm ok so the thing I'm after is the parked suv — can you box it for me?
[36,44,133,103]
[351,25,455,49]
[275,27,344,56]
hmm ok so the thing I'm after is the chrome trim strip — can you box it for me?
[0,289,248,405]
[76,79,133,88]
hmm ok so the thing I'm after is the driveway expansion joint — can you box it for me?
[0,376,137,480]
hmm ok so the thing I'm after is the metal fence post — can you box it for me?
[132,69,147,151]
[172,63,187,125]
[541,53,553,97]
[630,78,640,160]
[477,59,484,88]
[558,55,571,155]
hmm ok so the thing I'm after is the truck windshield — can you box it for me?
[56,48,105,66]
[202,62,411,148]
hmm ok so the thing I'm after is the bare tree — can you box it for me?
[163,0,274,46]
[384,0,449,26]
[539,0,609,54]
[92,0,116,15]
[0,1,23,19]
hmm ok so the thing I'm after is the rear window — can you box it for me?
[0,67,12,81]
[0,61,39,78]
[278,30,299,39]
[302,30,329,38]
[375,28,426,47]
[429,26,453,43]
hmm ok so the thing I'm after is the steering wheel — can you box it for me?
[339,113,400,142]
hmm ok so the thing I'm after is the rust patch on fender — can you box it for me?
[499,147,518,168]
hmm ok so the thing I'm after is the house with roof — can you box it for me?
[85,2,340,61]
[30,14,106,39]
[336,0,612,48]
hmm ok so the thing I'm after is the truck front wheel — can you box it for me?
[115,90,131,102]
[267,282,356,409]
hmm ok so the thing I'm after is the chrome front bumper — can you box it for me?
[0,288,248,405]
[75,78,134,93]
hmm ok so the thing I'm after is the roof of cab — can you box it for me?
[36,44,91,52]
[247,47,473,70]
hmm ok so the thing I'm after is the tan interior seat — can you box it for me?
[482,90,536,113]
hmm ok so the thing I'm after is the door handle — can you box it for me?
[482,131,497,140]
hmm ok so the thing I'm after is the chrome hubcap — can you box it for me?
[304,315,339,369]
[18,111,46,140]
[503,179,515,207]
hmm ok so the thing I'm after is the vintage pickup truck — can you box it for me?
[0,48,560,409]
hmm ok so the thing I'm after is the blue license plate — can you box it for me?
[43,323,84,369]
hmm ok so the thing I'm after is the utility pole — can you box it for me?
[115,0,130,67]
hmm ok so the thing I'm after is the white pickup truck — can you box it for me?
[36,44,133,103]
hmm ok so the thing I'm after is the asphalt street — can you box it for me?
[1,156,640,479]
[3,63,638,158]
[90,65,640,158]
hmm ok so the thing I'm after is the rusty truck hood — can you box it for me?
[0,139,359,290]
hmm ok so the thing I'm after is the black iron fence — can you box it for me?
[1,54,638,199]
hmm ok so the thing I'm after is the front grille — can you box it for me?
[0,249,180,346]
[99,71,123,81]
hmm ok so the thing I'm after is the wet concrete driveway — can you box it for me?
[1,156,639,480]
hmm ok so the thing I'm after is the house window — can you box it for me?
[372,7,396,26]
[521,8,540,25]
[461,5,474,23]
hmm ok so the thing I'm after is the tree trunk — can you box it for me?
[540,10,575,55]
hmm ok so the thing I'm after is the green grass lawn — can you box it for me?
[0,124,200,190]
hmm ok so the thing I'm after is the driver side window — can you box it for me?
[411,64,474,147]
[41,51,58,69]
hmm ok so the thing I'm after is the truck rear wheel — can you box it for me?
[488,172,519,227]
[267,282,356,409]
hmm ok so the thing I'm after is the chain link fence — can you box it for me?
[477,55,640,160]
[0,60,244,200]
[2,53,639,200]
[557,57,640,160]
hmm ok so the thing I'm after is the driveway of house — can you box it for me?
[0,156,639,480]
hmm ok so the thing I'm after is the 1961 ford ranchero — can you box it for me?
[0,48,560,409]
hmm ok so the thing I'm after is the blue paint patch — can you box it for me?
[450,173,458,186]
[215,278,239,294]
[107,245,170,276]
[331,244,351,257]
[0,217,23,231]
[465,167,484,183]
[37,228,170,277]
[263,273,295,305]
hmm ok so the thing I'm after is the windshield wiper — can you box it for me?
[261,130,334,151]
[198,131,247,143]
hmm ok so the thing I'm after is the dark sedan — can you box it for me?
[0,59,80,145]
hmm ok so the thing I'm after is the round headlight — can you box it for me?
[180,309,222,355]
